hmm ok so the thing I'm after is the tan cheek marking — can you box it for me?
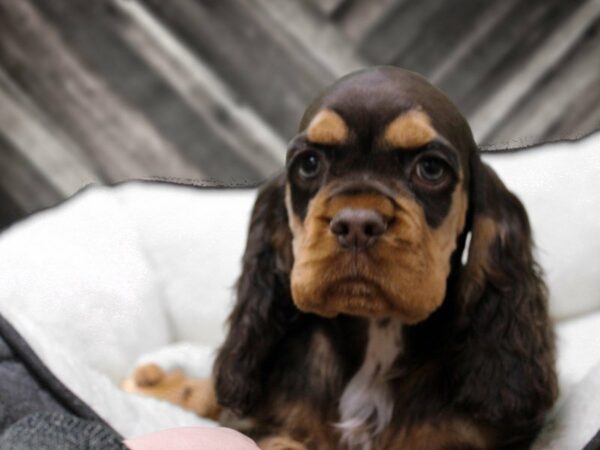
[388,418,494,449]
[461,215,498,298]
[429,186,468,275]
[376,186,466,323]
[383,110,437,149]
[285,185,306,260]
[288,187,345,316]
[306,108,349,145]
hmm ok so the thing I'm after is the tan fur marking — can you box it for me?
[306,109,349,145]
[386,418,494,449]
[258,436,308,450]
[383,110,437,149]
[122,364,221,420]
[257,401,339,450]
[460,215,498,301]
[430,187,469,271]
[285,185,306,260]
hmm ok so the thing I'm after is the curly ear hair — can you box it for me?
[453,155,558,439]
[213,174,296,415]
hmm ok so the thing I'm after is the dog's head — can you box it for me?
[216,67,556,426]
[285,67,475,323]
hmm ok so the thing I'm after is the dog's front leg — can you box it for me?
[122,342,221,420]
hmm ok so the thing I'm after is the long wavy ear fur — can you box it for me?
[454,155,558,441]
[213,174,295,415]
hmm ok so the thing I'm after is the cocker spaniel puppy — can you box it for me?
[132,67,557,450]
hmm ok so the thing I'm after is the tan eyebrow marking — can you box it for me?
[306,109,349,145]
[383,110,437,149]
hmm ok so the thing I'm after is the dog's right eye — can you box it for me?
[298,153,322,179]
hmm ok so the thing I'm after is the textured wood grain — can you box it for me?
[359,0,445,63]
[0,133,63,217]
[0,0,598,228]
[253,0,366,76]
[0,0,204,182]
[113,0,285,175]
[470,0,600,144]
[29,0,249,181]
[392,0,510,78]
[0,68,101,196]
[486,16,600,148]
[142,0,332,138]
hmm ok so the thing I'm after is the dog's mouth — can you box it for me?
[325,276,381,298]
[299,272,397,318]
[290,245,447,322]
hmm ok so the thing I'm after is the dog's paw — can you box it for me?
[122,363,221,420]
[133,363,165,387]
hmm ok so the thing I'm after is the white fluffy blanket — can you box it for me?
[0,136,599,447]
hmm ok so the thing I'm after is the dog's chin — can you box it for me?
[302,277,392,318]
[291,275,444,324]
[290,237,450,323]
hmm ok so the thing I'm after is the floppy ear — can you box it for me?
[213,174,296,415]
[453,156,558,435]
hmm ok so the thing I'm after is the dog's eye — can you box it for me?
[415,157,447,183]
[298,153,321,179]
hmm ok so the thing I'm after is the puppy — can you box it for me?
[133,67,557,450]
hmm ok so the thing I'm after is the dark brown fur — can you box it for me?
[214,67,557,449]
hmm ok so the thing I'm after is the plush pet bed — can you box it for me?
[0,134,599,449]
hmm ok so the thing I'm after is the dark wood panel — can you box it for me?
[32,0,282,182]
[0,189,25,231]
[469,0,600,145]
[0,66,103,194]
[0,0,598,228]
[390,0,513,78]
[334,0,400,43]
[552,86,600,142]
[358,0,444,63]
[0,0,203,183]
[485,16,600,147]
[307,0,348,17]
[545,32,600,141]
[0,132,63,218]
[441,0,586,115]
[142,0,335,138]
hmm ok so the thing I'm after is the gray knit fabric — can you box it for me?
[0,412,125,450]
[0,323,125,449]
[0,337,66,432]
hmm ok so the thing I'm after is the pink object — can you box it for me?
[125,426,260,450]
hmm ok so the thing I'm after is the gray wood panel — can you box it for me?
[0,0,598,228]
[142,0,335,138]
[0,0,202,182]
[0,133,63,218]
[486,16,600,147]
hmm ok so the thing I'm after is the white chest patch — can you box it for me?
[337,319,403,450]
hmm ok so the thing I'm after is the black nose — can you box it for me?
[330,208,387,250]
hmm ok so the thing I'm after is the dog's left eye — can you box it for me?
[415,157,447,183]
[298,153,322,179]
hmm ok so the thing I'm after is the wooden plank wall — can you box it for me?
[0,0,599,228]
